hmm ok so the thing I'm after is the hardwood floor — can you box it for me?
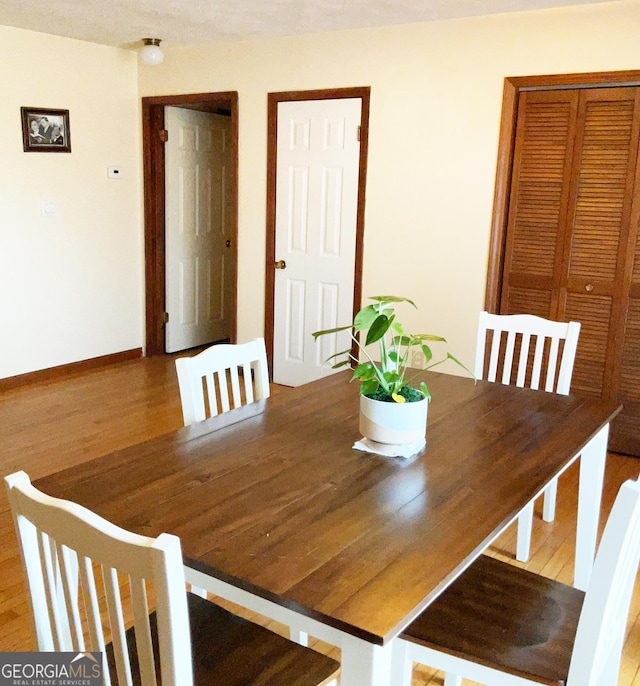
[0,354,638,685]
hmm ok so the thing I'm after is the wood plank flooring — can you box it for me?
[0,354,638,684]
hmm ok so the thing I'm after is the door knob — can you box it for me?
[226,240,231,248]
[274,260,287,270]
[585,283,594,292]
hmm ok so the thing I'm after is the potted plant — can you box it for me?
[312,295,471,445]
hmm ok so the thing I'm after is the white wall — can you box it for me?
[4,1,640,380]
[139,0,640,368]
[0,26,142,379]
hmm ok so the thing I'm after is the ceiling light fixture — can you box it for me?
[140,38,164,66]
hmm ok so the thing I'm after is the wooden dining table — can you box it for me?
[34,370,621,686]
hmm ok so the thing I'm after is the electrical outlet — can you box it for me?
[411,351,426,369]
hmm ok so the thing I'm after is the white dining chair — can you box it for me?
[392,474,640,686]
[475,310,581,561]
[5,470,340,686]
[175,337,270,426]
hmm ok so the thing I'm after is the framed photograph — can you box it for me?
[21,107,71,153]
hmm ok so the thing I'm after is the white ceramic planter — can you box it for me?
[359,393,429,445]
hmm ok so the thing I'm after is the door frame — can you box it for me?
[264,87,371,367]
[142,91,239,356]
[486,69,640,313]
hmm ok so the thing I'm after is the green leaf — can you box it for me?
[365,314,393,346]
[360,378,379,396]
[412,334,447,343]
[353,362,377,381]
[330,360,351,369]
[446,352,476,379]
[312,324,353,339]
[391,335,414,348]
[419,381,431,401]
[353,305,380,332]
[421,344,433,364]
[369,295,417,308]
[323,348,352,363]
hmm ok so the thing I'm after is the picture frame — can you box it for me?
[21,107,71,153]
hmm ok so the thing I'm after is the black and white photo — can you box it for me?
[21,107,71,152]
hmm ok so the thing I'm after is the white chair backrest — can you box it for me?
[568,475,640,686]
[475,311,581,394]
[5,470,193,686]
[175,337,270,425]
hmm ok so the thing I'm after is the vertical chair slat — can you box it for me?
[205,373,219,416]
[229,366,242,409]
[502,331,516,385]
[78,555,112,686]
[516,333,531,387]
[546,338,560,392]
[487,331,501,382]
[243,361,255,404]
[530,334,545,390]
[103,566,133,686]
[58,543,84,651]
[39,533,69,651]
[130,576,157,686]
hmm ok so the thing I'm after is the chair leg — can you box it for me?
[443,673,463,686]
[542,477,558,522]
[516,500,534,562]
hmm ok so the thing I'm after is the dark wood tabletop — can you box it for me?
[34,371,621,646]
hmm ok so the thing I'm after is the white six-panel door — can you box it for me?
[165,107,233,353]
[273,98,362,386]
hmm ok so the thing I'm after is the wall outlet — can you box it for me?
[411,350,426,369]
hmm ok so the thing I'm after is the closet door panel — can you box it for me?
[501,90,579,313]
[564,293,612,396]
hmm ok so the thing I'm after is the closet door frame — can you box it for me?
[486,69,640,312]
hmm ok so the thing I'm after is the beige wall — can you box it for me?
[3,1,640,379]
[139,0,640,368]
[0,26,142,379]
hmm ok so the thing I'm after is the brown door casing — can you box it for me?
[142,92,239,356]
[264,87,371,371]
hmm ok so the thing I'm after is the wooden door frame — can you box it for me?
[486,70,640,313]
[264,87,371,368]
[142,92,239,356]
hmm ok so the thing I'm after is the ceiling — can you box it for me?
[0,0,619,50]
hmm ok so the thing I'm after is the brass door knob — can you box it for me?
[274,260,287,269]
[585,283,594,292]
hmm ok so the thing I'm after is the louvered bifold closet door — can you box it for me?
[499,90,579,383]
[501,90,578,319]
[500,86,640,455]
[562,88,640,411]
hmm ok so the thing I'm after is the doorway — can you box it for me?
[142,92,239,356]
[264,87,371,385]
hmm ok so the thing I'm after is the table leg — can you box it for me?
[340,634,393,686]
[574,423,609,591]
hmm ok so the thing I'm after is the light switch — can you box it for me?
[107,166,122,179]
[41,201,58,218]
